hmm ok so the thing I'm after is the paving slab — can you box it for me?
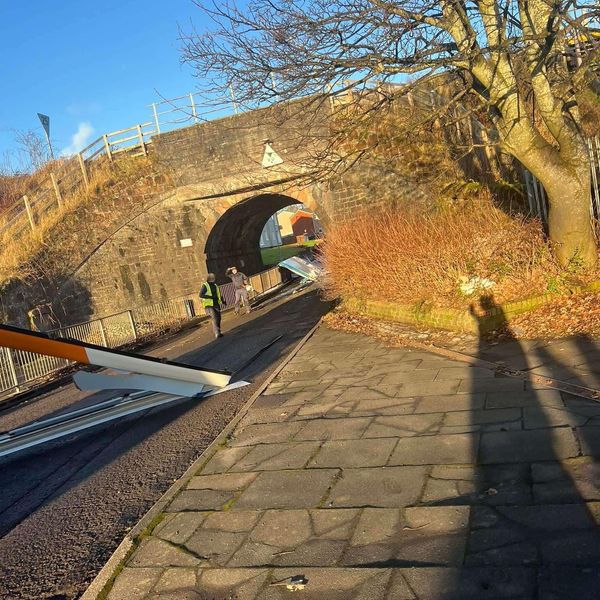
[308,438,397,468]
[128,537,202,568]
[414,393,485,413]
[363,413,443,438]
[229,422,305,446]
[350,397,417,416]
[233,469,339,509]
[294,417,372,441]
[328,466,427,508]
[153,512,206,545]
[102,326,600,600]
[480,428,579,464]
[106,567,163,600]
[229,441,321,472]
[153,567,197,595]
[389,433,477,465]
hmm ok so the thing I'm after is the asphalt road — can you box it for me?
[0,287,330,600]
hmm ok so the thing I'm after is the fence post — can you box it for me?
[77,153,89,187]
[103,134,113,162]
[189,93,199,123]
[136,125,147,156]
[229,85,239,114]
[152,103,161,133]
[98,319,108,347]
[4,348,20,393]
[23,195,35,231]
[50,173,63,208]
[127,310,138,341]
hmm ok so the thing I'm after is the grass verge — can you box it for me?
[260,240,320,265]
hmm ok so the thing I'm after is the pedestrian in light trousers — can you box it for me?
[226,266,251,315]
[200,273,225,338]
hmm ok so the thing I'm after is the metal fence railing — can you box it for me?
[524,136,600,224]
[0,90,240,241]
[0,80,357,243]
[0,265,290,402]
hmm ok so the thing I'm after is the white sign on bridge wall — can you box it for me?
[262,142,284,168]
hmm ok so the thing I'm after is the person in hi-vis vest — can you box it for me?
[200,273,225,338]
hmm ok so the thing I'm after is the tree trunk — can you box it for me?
[541,164,597,268]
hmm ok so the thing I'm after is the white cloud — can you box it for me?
[61,122,95,156]
[66,101,102,117]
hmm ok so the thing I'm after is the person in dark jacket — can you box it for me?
[200,273,225,338]
[226,266,251,315]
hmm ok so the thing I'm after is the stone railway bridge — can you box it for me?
[5,98,430,326]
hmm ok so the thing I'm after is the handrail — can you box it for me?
[0,89,240,238]
[0,82,356,239]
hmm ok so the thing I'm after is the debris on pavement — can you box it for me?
[270,575,309,591]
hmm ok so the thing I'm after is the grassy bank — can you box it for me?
[261,240,319,265]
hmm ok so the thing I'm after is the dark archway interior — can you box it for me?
[204,193,302,282]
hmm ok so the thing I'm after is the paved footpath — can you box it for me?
[102,326,600,600]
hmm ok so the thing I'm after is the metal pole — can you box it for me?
[98,319,108,347]
[50,173,63,208]
[152,103,161,133]
[77,153,89,187]
[523,170,535,216]
[136,125,147,156]
[23,195,35,230]
[587,139,599,220]
[189,93,198,123]
[5,348,21,393]
[103,134,113,162]
[127,310,138,341]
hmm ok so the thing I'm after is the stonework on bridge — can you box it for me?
[1,97,432,328]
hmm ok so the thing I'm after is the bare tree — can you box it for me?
[14,129,52,172]
[182,0,599,266]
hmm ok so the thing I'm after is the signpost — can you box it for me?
[37,112,55,160]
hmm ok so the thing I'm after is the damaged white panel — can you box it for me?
[278,256,323,281]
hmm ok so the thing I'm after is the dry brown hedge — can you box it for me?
[321,195,590,308]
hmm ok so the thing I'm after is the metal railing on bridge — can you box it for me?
[0,265,290,402]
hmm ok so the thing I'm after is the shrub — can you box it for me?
[321,194,590,308]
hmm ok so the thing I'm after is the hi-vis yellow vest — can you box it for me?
[201,282,222,308]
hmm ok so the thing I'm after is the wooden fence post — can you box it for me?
[136,125,147,156]
[77,153,89,187]
[23,195,35,231]
[50,173,63,208]
[102,134,113,162]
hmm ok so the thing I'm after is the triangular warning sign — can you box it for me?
[262,143,284,168]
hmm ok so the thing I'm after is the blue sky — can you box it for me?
[0,0,209,168]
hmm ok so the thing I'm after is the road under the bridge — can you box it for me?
[0,287,330,600]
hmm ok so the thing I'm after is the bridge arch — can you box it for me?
[204,191,322,281]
